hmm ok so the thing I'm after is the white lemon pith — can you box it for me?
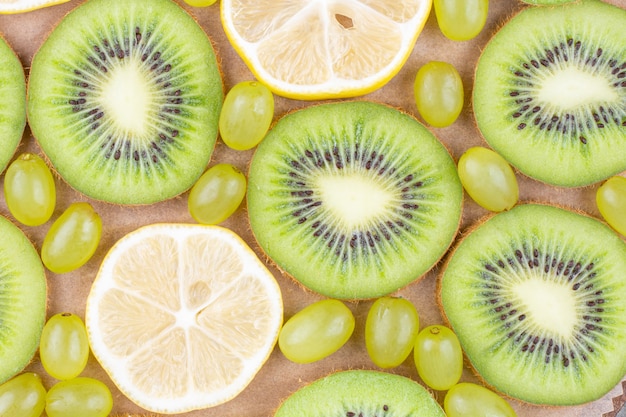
[85,224,283,414]
[221,0,432,99]
[0,0,69,13]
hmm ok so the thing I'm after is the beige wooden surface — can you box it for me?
[0,0,623,416]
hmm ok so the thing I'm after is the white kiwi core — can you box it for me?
[316,174,394,229]
[511,276,577,338]
[537,66,619,110]
[100,63,153,136]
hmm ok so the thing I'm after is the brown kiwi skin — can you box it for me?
[244,99,464,302]
[435,200,621,405]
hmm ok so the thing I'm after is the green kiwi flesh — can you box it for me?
[0,216,47,384]
[0,34,26,175]
[274,370,445,417]
[26,0,223,205]
[439,203,626,405]
[247,101,463,300]
[473,0,626,187]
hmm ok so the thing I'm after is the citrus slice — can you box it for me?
[220,0,432,100]
[84,224,283,414]
[0,0,69,14]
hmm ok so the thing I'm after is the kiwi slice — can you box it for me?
[438,203,626,405]
[0,34,26,174]
[274,370,445,417]
[0,216,47,384]
[247,101,463,300]
[26,0,223,205]
[473,0,626,187]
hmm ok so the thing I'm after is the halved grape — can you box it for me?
[596,176,626,236]
[414,325,463,391]
[40,313,90,380]
[45,377,112,417]
[41,202,102,274]
[188,163,247,225]
[365,297,419,368]
[219,81,274,151]
[457,146,519,212]
[444,382,517,417]
[413,61,463,128]
[3,153,56,226]
[0,373,46,417]
[278,299,355,364]
[434,0,489,41]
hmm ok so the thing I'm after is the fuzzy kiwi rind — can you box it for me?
[26,0,223,205]
[0,215,47,384]
[273,370,445,417]
[520,0,576,5]
[438,203,626,406]
[0,33,26,175]
[473,0,626,187]
[247,100,463,300]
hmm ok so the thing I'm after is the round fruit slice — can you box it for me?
[0,0,69,14]
[221,0,432,99]
[26,0,223,204]
[274,370,445,417]
[0,216,47,384]
[0,35,26,174]
[473,0,626,187]
[84,224,283,413]
[247,101,463,300]
[439,204,626,405]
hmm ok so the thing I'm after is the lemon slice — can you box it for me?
[221,0,432,99]
[0,0,69,14]
[85,224,283,414]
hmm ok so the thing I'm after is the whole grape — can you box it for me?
[414,325,463,391]
[457,146,519,212]
[40,312,90,380]
[3,153,56,226]
[219,80,274,150]
[278,299,355,364]
[444,382,518,417]
[365,297,420,368]
[41,202,102,274]
[188,163,247,225]
[414,61,464,128]
[0,373,46,417]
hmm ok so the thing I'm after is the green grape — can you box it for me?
[184,0,217,6]
[3,152,56,226]
[444,382,517,417]
[45,377,112,417]
[219,81,274,151]
[457,146,519,212]
[278,299,355,364]
[41,202,102,274]
[596,176,626,236]
[40,312,90,380]
[365,297,420,368]
[188,163,247,225]
[413,61,463,128]
[434,0,489,41]
[414,325,463,391]
[0,373,46,417]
